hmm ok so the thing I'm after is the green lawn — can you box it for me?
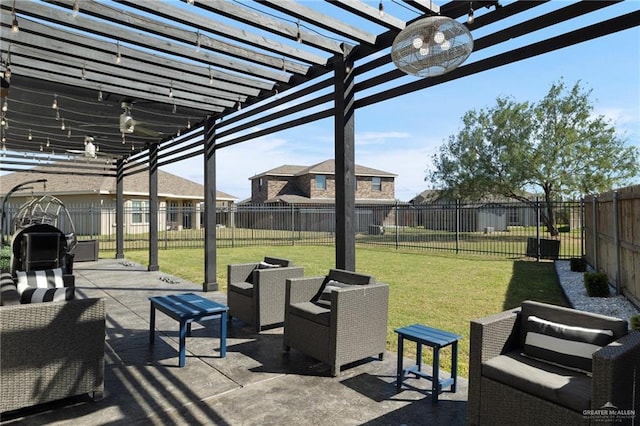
[113,246,568,377]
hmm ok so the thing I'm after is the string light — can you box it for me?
[55,110,60,120]
[81,63,86,80]
[187,118,191,129]
[169,81,174,98]
[378,0,384,17]
[296,20,302,43]
[72,0,80,17]
[11,2,19,33]
[208,66,213,85]
[122,133,126,144]
[187,0,195,4]
[98,88,103,102]
[1,100,7,112]
[28,129,32,140]
[46,137,50,147]
[52,94,58,109]
[468,5,474,24]
[40,143,43,151]
[115,41,122,64]
[61,119,65,131]
[195,30,201,52]
[236,97,242,111]
[172,102,177,114]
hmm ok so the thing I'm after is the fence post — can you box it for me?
[535,197,541,262]
[395,201,399,250]
[592,196,598,271]
[613,191,621,295]
[455,199,460,254]
[291,204,295,246]
[580,198,585,258]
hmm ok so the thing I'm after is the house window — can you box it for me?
[258,177,264,191]
[132,200,149,224]
[372,177,382,191]
[316,175,326,190]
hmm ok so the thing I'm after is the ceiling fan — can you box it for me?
[119,100,163,138]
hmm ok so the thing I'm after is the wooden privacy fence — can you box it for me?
[584,185,640,307]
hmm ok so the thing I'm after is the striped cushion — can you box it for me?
[16,269,75,304]
[523,315,614,374]
[1,272,21,306]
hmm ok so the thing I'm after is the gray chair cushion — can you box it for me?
[289,301,330,326]
[229,281,254,297]
[482,351,591,412]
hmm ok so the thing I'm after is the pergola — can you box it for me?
[1,1,638,290]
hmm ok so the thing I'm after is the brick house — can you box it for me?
[248,159,397,204]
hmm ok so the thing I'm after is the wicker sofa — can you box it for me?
[227,257,304,332]
[283,269,389,376]
[0,273,105,413]
[468,300,640,426]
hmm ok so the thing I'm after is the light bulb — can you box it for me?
[46,137,50,147]
[434,31,445,44]
[172,103,177,114]
[378,1,384,17]
[296,21,302,43]
[468,8,474,24]
[187,0,195,4]
[115,41,122,64]
[187,118,191,129]
[440,39,451,50]
[52,94,58,109]
[412,37,423,49]
[195,30,201,51]
[419,47,429,56]
[28,129,32,140]
[1,100,7,112]
[72,1,80,17]
[98,89,103,102]
[11,14,18,33]
[61,119,65,131]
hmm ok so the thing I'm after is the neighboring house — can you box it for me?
[0,164,237,235]
[247,159,397,204]
[409,189,539,232]
[242,159,398,231]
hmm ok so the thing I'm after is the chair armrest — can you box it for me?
[227,263,259,285]
[468,307,521,426]
[592,330,640,411]
[286,276,324,305]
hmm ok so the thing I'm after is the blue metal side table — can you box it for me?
[149,292,228,367]
[395,323,462,403]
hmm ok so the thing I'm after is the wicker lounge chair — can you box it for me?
[1,293,106,413]
[227,257,304,332]
[283,269,389,376]
[468,300,640,426]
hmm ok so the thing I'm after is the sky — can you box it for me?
[59,2,640,202]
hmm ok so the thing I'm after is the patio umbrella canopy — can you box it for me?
[0,1,637,173]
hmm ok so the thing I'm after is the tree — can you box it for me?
[428,79,639,236]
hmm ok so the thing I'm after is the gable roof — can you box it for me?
[250,159,396,180]
[0,164,237,201]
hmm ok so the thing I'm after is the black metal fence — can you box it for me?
[3,200,584,259]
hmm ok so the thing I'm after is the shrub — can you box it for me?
[631,315,640,331]
[584,272,610,297]
[558,225,571,233]
[0,245,10,273]
[570,257,587,272]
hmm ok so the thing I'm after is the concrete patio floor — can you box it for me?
[0,258,468,426]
